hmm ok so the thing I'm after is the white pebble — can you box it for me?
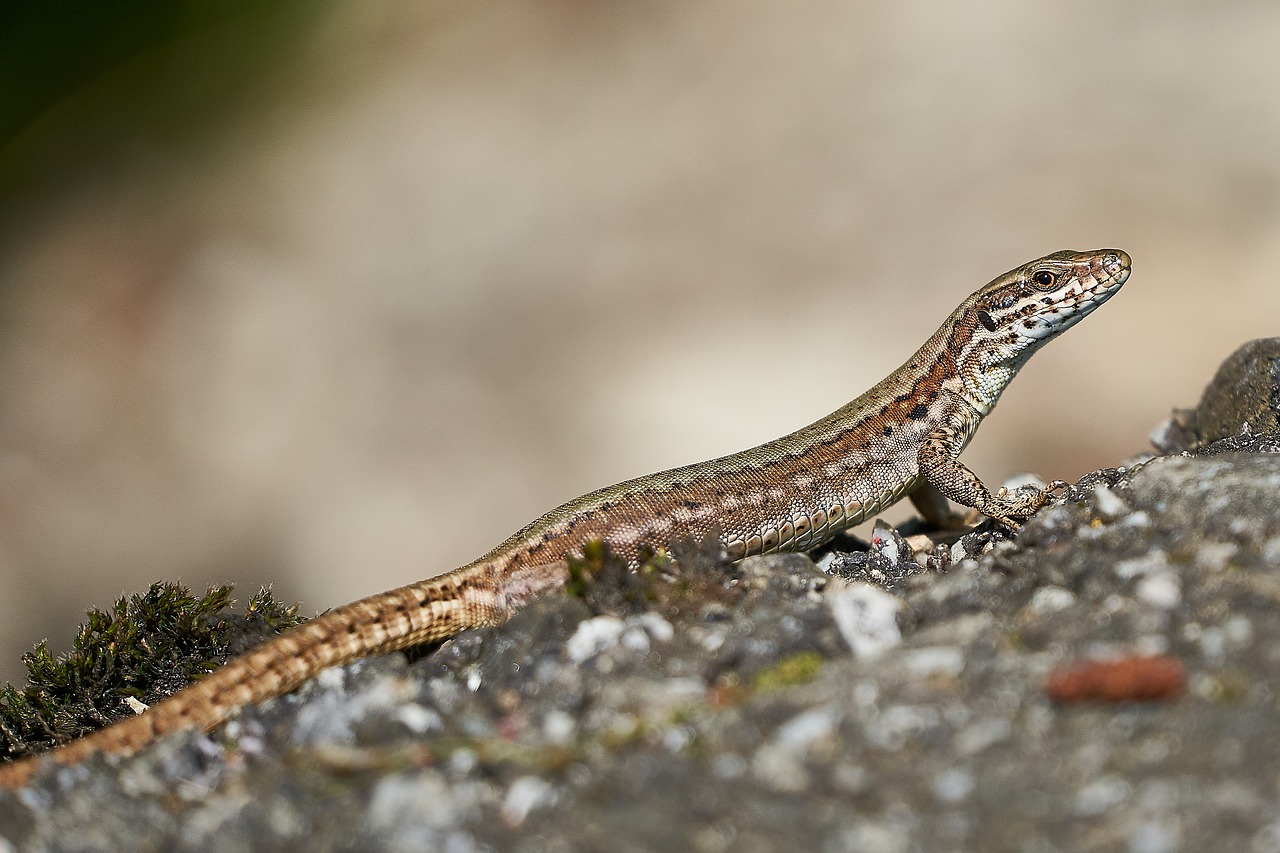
[566,616,626,662]
[1135,573,1181,609]
[1092,484,1130,521]
[1027,586,1076,614]
[901,646,965,678]
[394,704,440,734]
[1114,551,1171,580]
[542,710,576,745]
[826,580,901,659]
[955,718,1011,756]
[1195,541,1238,572]
[933,768,975,803]
[1128,819,1178,853]
[775,707,837,750]
[1074,775,1131,816]
[501,776,557,827]
[1224,615,1254,645]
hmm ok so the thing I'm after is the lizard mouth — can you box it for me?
[1073,250,1130,315]
[1022,250,1129,340]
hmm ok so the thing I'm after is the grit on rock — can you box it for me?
[3,341,1280,852]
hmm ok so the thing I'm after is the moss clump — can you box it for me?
[0,582,304,761]
[752,651,824,692]
[565,540,660,616]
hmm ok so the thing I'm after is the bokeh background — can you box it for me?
[1,1,1277,683]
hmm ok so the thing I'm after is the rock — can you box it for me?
[1151,337,1280,452]
[7,350,1280,852]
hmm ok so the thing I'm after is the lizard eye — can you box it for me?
[1032,270,1057,288]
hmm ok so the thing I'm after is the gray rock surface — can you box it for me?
[1152,337,1280,453]
[3,445,1280,852]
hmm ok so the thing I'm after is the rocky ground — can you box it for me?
[2,341,1279,853]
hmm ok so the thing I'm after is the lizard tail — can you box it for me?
[0,556,566,790]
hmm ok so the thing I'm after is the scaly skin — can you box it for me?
[0,248,1130,789]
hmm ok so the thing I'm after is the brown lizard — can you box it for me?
[0,248,1130,789]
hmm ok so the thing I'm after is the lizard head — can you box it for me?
[956,248,1130,411]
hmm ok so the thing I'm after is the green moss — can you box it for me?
[0,582,304,760]
[565,540,662,616]
[565,539,609,599]
[752,651,824,692]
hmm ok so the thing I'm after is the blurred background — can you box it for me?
[1,1,1277,682]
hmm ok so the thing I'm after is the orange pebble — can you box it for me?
[1044,655,1185,703]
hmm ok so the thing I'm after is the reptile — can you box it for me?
[0,247,1130,789]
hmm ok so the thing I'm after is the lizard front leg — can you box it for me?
[917,422,1062,528]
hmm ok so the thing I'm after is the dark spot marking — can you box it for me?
[908,403,928,420]
[976,310,997,332]
[882,426,892,436]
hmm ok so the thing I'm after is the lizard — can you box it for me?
[0,247,1130,789]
